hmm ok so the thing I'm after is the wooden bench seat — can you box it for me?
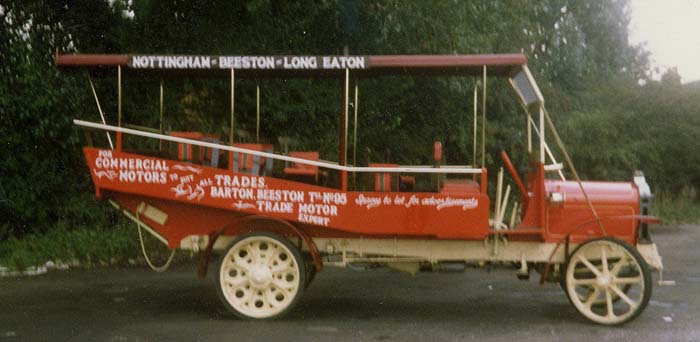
[230,143,274,175]
[283,151,320,182]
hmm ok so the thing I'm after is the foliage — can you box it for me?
[555,75,700,193]
[0,2,99,239]
[0,222,139,270]
[0,215,186,270]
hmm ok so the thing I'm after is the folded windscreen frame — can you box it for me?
[508,64,549,166]
[509,65,544,111]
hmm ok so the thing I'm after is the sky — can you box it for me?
[629,0,700,83]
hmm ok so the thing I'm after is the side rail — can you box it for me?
[74,119,486,192]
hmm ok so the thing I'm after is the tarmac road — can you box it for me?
[1,225,698,342]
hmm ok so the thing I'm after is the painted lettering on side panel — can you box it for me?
[354,194,479,211]
[90,151,478,227]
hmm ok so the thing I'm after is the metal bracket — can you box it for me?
[657,269,676,286]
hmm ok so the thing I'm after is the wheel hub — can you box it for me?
[250,265,273,286]
[598,275,611,287]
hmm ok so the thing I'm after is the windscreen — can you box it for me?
[510,67,543,107]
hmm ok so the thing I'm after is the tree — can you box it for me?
[0,1,125,239]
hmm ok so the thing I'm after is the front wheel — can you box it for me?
[564,237,652,325]
[216,231,306,320]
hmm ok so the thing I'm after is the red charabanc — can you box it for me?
[56,53,665,325]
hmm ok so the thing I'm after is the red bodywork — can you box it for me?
[85,148,491,248]
[84,146,642,248]
[544,180,638,243]
[513,163,641,244]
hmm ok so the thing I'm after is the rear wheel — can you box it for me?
[564,237,651,325]
[216,231,306,319]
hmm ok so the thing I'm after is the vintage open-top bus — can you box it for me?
[56,52,665,325]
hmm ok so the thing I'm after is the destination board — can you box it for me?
[129,55,367,70]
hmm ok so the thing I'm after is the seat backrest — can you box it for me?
[289,151,319,171]
[200,136,220,167]
[440,179,481,195]
[231,144,274,175]
[278,137,300,167]
[169,131,204,161]
[369,163,398,192]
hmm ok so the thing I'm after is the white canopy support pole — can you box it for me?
[473,85,478,168]
[344,69,350,165]
[159,79,164,151]
[527,109,532,153]
[528,116,565,180]
[256,85,260,143]
[353,81,359,167]
[159,79,164,134]
[481,65,487,168]
[353,80,359,187]
[341,68,350,191]
[539,106,545,164]
[230,69,235,145]
[117,65,122,127]
[86,71,114,149]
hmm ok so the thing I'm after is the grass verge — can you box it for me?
[0,222,181,271]
[653,187,700,224]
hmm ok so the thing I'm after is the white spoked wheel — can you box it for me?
[565,237,652,325]
[217,231,306,320]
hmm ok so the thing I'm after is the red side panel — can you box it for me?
[84,148,490,245]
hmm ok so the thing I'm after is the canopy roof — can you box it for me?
[55,53,527,77]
